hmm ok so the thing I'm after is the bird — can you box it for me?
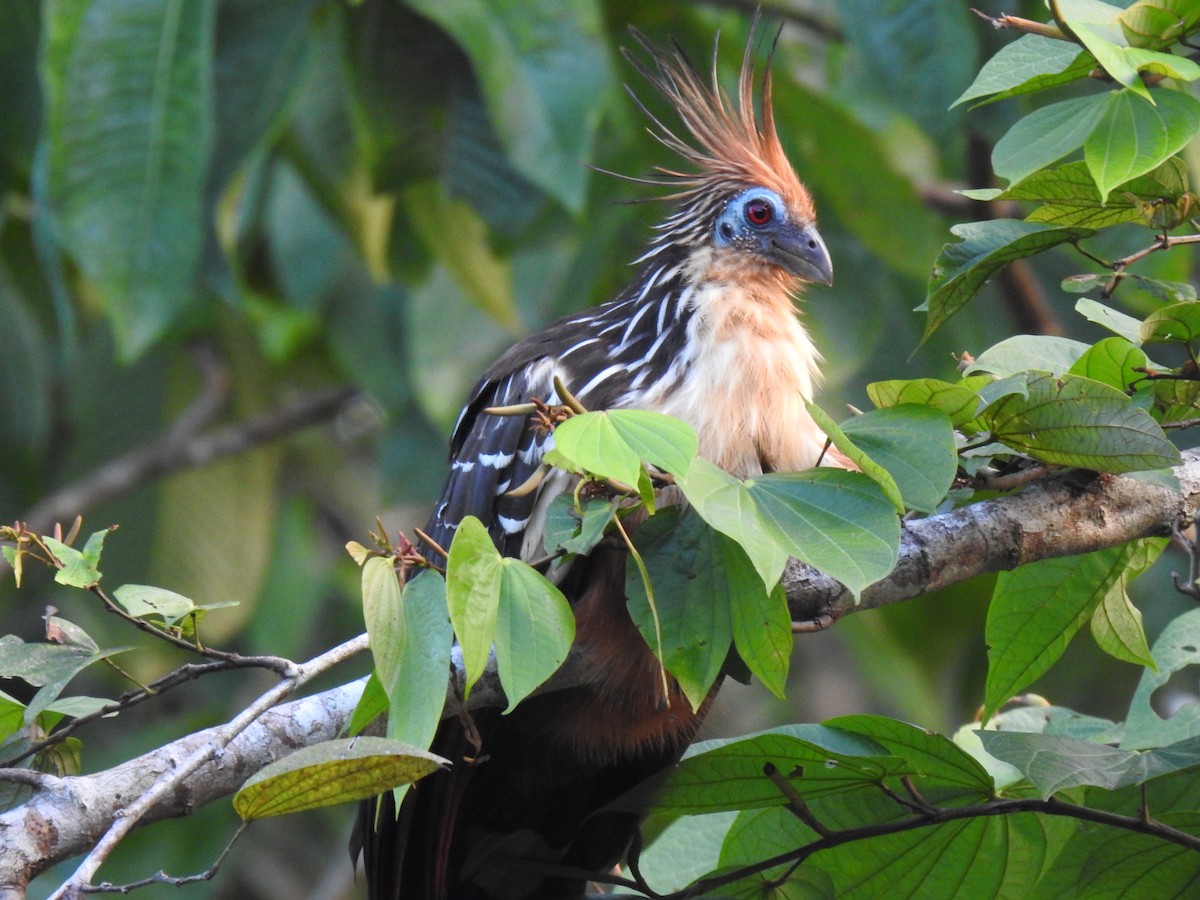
[357,22,835,900]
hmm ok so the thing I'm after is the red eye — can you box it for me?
[744,198,773,227]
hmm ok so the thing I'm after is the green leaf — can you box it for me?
[992,94,1111,187]
[713,806,830,898]
[233,737,447,820]
[403,0,612,213]
[1090,575,1155,668]
[965,335,1091,378]
[552,409,697,489]
[997,158,1190,229]
[42,0,213,358]
[978,373,1180,472]
[445,516,502,698]
[825,715,994,797]
[984,539,1164,718]
[654,729,909,816]
[493,559,574,712]
[922,221,1093,339]
[979,731,1200,798]
[676,458,790,591]
[1120,0,1200,48]
[1140,300,1200,343]
[0,635,131,726]
[541,495,617,557]
[1124,607,1200,749]
[867,376,992,428]
[625,510,734,711]
[384,572,453,749]
[804,402,902,512]
[838,405,958,513]
[348,672,388,738]
[746,470,900,599]
[1076,298,1146,344]
[1085,90,1200,201]
[954,35,1091,107]
[812,810,1076,897]
[1068,336,1150,393]
[361,558,403,698]
[112,584,206,626]
[731,581,792,702]
[43,529,111,588]
[403,180,518,331]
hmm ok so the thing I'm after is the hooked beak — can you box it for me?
[766,222,833,286]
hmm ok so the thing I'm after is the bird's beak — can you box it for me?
[767,222,833,286]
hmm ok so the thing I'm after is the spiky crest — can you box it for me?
[621,24,815,225]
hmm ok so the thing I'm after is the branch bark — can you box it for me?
[3,455,1199,895]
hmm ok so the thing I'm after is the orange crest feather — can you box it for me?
[624,26,814,221]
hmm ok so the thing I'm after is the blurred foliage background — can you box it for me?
[0,0,1193,896]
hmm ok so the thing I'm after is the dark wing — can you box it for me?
[421,287,666,564]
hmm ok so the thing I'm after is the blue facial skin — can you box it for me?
[712,186,833,285]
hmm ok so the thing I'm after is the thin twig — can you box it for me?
[966,464,1053,492]
[764,762,833,837]
[49,634,369,899]
[82,822,247,894]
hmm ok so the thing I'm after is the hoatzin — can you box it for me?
[358,25,834,900]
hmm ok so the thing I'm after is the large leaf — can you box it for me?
[921,221,1094,340]
[1075,299,1145,345]
[746,470,900,599]
[971,158,1190,229]
[42,0,213,358]
[0,635,132,725]
[233,737,446,820]
[984,539,1165,717]
[445,516,502,697]
[1124,608,1200,750]
[445,515,572,710]
[625,510,733,711]
[978,373,1181,472]
[867,376,992,428]
[805,402,903,513]
[404,0,612,213]
[838,405,958,513]
[825,715,994,797]
[1085,90,1200,201]
[492,557,573,711]
[1140,301,1200,344]
[954,34,1091,107]
[979,731,1200,798]
[1068,336,1151,396]
[654,729,909,816]
[810,812,1076,898]
[552,409,697,488]
[991,93,1111,187]
[384,572,453,749]
[966,335,1092,379]
[676,458,790,592]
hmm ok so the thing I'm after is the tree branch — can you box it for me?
[0,637,368,899]
[13,384,360,543]
[785,451,1200,625]
[4,456,1200,894]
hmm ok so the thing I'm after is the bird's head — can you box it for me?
[622,25,833,288]
[711,185,832,285]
